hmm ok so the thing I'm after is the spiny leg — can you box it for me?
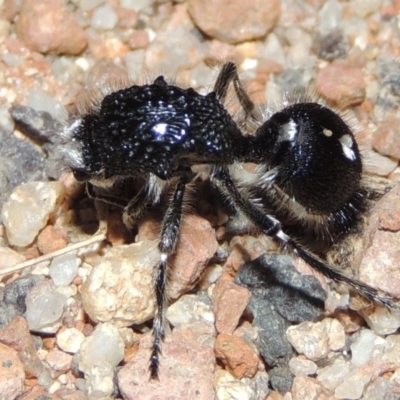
[150,178,186,379]
[86,182,129,234]
[86,182,128,208]
[211,166,400,312]
[123,174,166,230]
[86,177,156,232]
[213,62,257,120]
[122,185,151,230]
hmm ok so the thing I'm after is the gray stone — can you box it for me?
[3,274,44,315]
[166,293,214,327]
[317,360,350,392]
[214,371,255,400]
[78,322,125,374]
[236,254,326,323]
[57,328,85,354]
[49,253,81,287]
[0,127,47,218]
[25,280,67,333]
[289,357,318,377]
[2,181,64,247]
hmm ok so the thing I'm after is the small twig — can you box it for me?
[0,233,106,277]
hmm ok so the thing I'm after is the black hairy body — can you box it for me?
[59,62,400,379]
[244,102,367,250]
[66,76,246,182]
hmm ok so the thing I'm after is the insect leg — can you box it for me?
[150,177,186,379]
[122,185,151,230]
[213,62,256,120]
[86,182,128,208]
[211,166,400,312]
[86,182,129,234]
[87,176,160,231]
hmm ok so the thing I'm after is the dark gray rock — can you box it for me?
[9,105,64,145]
[236,254,326,323]
[0,128,47,219]
[0,300,19,328]
[3,274,44,315]
[249,295,293,392]
[9,105,65,180]
[275,68,308,94]
[312,29,348,61]
[374,56,400,120]
[235,254,326,392]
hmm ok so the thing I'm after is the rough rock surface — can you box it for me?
[16,0,87,54]
[188,0,280,44]
[118,323,215,399]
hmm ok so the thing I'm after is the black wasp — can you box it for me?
[59,62,400,379]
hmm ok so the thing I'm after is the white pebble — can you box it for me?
[118,327,139,347]
[287,320,327,360]
[78,322,125,374]
[48,381,61,394]
[349,0,382,18]
[0,106,15,133]
[81,241,159,326]
[263,33,285,66]
[91,4,118,31]
[1,181,64,247]
[80,0,105,11]
[57,374,68,385]
[2,52,22,68]
[317,360,350,392]
[326,318,346,351]
[362,306,400,335]
[27,90,65,120]
[342,19,370,51]
[49,253,80,287]
[78,262,93,277]
[55,285,77,298]
[200,264,224,286]
[286,28,312,66]
[120,0,154,12]
[57,328,85,354]
[26,281,67,333]
[324,290,350,313]
[289,357,318,377]
[0,19,11,43]
[318,0,343,34]
[334,367,373,399]
[0,246,25,270]
[31,262,50,276]
[382,334,400,364]
[190,63,215,93]
[166,294,214,327]
[124,50,145,77]
[145,27,206,71]
[350,330,382,366]
[215,370,255,400]
[85,361,115,398]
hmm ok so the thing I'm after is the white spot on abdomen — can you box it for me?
[339,134,356,161]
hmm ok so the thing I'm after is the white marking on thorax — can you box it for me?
[153,123,168,136]
[280,119,298,142]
